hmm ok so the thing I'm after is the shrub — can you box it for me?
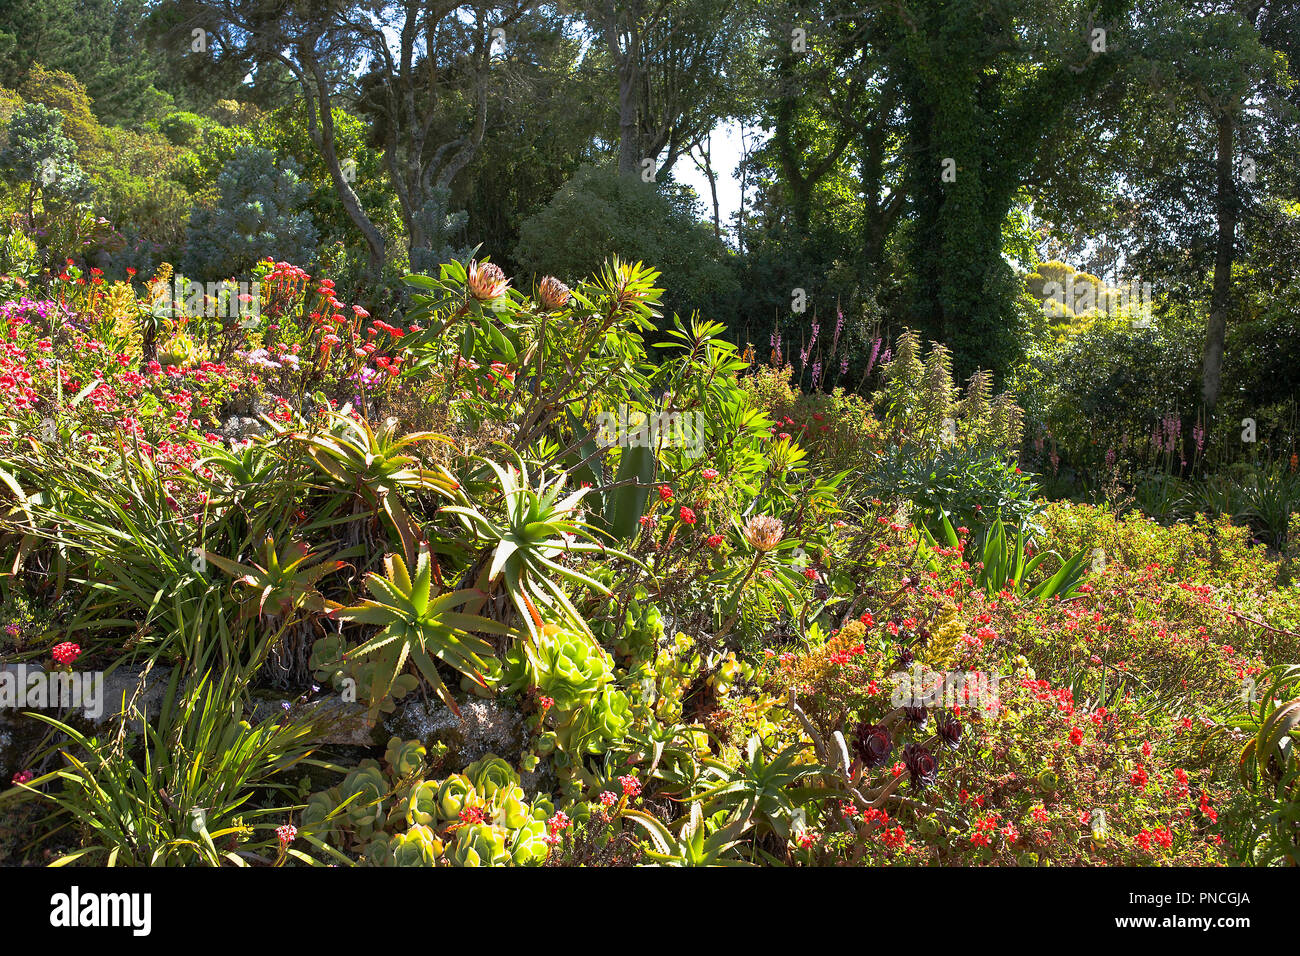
[181,143,317,280]
[514,164,740,325]
[0,101,92,218]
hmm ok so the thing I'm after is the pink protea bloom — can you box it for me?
[467,260,509,301]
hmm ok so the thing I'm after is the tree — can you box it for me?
[0,101,92,223]
[0,0,174,127]
[182,143,317,279]
[883,0,1134,379]
[515,164,739,323]
[590,0,751,180]
[1141,0,1295,416]
[1035,0,1299,417]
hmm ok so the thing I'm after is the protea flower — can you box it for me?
[937,713,963,751]
[537,275,570,310]
[467,260,509,301]
[852,721,893,769]
[742,515,784,551]
[903,742,938,791]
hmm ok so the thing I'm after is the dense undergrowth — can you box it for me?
[0,256,1297,867]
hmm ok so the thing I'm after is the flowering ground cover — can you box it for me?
[0,255,1296,872]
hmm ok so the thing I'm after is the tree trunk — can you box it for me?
[1201,112,1237,417]
[290,52,387,281]
[695,136,722,239]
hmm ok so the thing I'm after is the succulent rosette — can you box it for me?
[853,721,894,769]
[435,773,475,821]
[450,823,510,867]
[406,780,440,827]
[466,755,519,800]
[903,742,939,791]
[390,825,443,866]
[937,713,964,751]
[339,761,387,826]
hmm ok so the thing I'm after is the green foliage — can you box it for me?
[182,143,317,280]
[445,448,629,642]
[695,736,822,840]
[920,514,1090,600]
[0,101,92,211]
[1226,665,1300,866]
[622,802,753,867]
[871,443,1041,532]
[328,543,508,715]
[3,669,319,866]
[515,165,739,325]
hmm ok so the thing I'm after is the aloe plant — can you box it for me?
[444,448,634,642]
[1226,664,1300,865]
[284,412,459,554]
[328,542,508,714]
[3,669,320,867]
[202,536,351,621]
[622,802,754,867]
[694,737,823,840]
[920,514,1089,600]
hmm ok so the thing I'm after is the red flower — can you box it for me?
[52,642,81,666]
[678,506,696,524]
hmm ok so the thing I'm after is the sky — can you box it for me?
[672,120,753,244]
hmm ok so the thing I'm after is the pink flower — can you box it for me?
[276,824,297,847]
[545,811,571,844]
[701,468,719,481]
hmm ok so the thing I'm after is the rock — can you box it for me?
[251,693,381,747]
[93,664,173,735]
[220,415,266,441]
[387,697,527,770]
[0,662,171,778]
